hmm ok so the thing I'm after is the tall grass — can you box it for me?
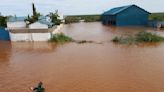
[149,13,164,21]
[49,33,73,43]
[136,31,164,42]
[112,31,164,44]
[65,15,101,24]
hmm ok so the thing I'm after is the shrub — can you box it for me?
[49,33,73,43]
[136,31,164,42]
[112,31,164,44]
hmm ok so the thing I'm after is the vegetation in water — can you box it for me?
[65,15,101,24]
[73,40,95,44]
[49,33,73,43]
[112,31,164,44]
[149,13,164,21]
[49,33,101,44]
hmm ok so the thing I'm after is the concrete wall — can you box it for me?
[52,24,63,34]
[9,33,32,41]
[32,33,51,41]
[9,32,51,42]
[9,24,64,42]
[29,22,48,29]
[7,22,26,29]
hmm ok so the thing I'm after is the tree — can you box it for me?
[0,15,7,27]
[48,10,61,25]
[25,3,41,24]
[32,3,37,16]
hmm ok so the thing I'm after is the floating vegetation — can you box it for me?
[49,33,102,44]
[49,33,73,43]
[112,31,164,44]
[73,40,94,44]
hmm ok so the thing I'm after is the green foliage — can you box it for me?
[0,15,7,27]
[136,31,164,42]
[112,36,136,44]
[49,33,73,43]
[48,10,61,25]
[65,15,101,24]
[65,16,80,24]
[25,3,41,24]
[112,31,164,44]
[74,40,94,44]
[149,13,164,21]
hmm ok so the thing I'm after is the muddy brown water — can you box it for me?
[1,22,164,92]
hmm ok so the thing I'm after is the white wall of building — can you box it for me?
[32,33,51,41]
[9,32,51,42]
[29,22,48,29]
[52,24,63,34]
[7,22,26,29]
[9,33,32,41]
[9,24,64,42]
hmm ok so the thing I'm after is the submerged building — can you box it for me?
[102,5,150,26]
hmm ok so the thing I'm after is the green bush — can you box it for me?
[49,33,73,43]
[149,13,164,21]
[65,15,101,24]
[112,31,164,44]
[136,31,164,42]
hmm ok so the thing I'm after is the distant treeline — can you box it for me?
[65,13,164,24]
[149,13,164,21]
[65,15,101,24]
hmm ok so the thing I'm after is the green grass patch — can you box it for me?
[49,33,73,43]
[149,13,164,21]
[112,31,164,44]
[65,15,101,24]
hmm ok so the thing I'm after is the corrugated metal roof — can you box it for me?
[35,16,53,27]
[103,4,150,15]
[38,19,53,27]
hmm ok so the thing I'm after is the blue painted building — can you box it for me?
[0,28,10,41]
[102,5,150,26]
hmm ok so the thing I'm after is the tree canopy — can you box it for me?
[25,3,41,24]
[48,10,61,25]
[0,15,7,27]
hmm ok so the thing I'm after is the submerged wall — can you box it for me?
[9,24,63,42]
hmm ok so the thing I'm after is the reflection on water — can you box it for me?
[1,22,164,92]
[11,42,57,53]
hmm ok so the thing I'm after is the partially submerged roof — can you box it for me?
[38,19,53,27]
[103,4,150,15]
[8,16,27,22]
[38,15,53,27]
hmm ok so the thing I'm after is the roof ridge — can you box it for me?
[103,4,147,15]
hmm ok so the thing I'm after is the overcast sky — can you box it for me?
[0,0,164,16]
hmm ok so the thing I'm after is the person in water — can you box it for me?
[31,82,45,92]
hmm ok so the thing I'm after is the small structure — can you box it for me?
[29,22,49,29]
[29,16,53,29]
[102,5,150,26]
[7,16,27,29]
[0,28,10,41]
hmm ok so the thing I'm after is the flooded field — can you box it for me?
[1,22,164,92]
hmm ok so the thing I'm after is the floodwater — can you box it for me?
[1,22,164,92]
